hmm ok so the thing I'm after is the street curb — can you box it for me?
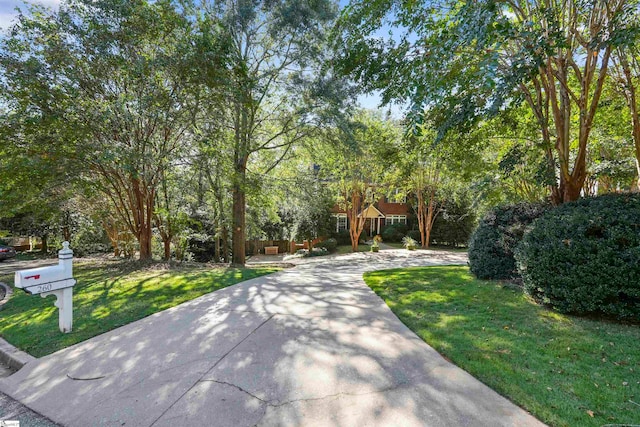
[0,337,36,371]
[0,281,12,310]
[0,283,37,371]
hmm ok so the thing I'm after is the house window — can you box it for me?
[335,214,348,232]
[385,215,407,225]
[387,189,406,204]
[394,189,407,204]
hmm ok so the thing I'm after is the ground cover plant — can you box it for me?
[364,266,640,427]
[0,260,278,357]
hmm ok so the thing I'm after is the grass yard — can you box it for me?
[0,260,278,357]
[364,266,640,427]
[15,251,52,262]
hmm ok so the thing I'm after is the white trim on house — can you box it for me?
[333,214,348,232]
[392,189,407,204]
[357,205,386,219]
[385,215,407,226]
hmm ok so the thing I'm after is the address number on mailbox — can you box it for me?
[35,284,52,293]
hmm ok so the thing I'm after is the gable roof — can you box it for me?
[358,205,386,219]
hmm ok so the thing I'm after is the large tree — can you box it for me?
[200,0,340,265]
[611,45,640,190]
[335,0,638,204]
[1,0,212,259]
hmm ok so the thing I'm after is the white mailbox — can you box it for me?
[15,241,76,333]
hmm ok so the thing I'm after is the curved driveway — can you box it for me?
[0,250,545,427]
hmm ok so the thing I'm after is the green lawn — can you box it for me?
[364,266,640,427]
[0,261,278,357]
[15,251,53,261]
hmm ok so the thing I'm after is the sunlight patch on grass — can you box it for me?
[0,261,279,357]
[364,265,640,427]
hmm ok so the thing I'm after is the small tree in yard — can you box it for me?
[411,162,442,249]
[394,129,452,249]
[320,111,399,252]
[337,173,383,252]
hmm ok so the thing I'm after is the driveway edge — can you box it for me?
[0,282,35,371]
[0,281,12,310]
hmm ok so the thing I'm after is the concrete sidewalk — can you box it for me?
[0,250,545,427]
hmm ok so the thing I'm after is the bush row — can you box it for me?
[469,194,640,321]
[468,202,550,280]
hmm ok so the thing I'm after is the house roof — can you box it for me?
[358,205,386,219]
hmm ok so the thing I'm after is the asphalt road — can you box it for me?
[0,257,58,278]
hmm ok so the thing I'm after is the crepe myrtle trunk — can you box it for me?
[131,178,155,261]
[138,222,153,260]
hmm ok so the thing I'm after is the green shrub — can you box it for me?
[188,233,217,262]
[382,224,408,242]
[468,201,550,280]
[315,238,337,253]
[402,236,418,250]
[329,230,351,246]
[407,229,421,242]
[516,194,640,320]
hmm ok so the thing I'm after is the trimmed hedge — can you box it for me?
[516,193,640,320]
[468,201,550,280]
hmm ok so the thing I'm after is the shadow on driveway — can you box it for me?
[0,251,544,427]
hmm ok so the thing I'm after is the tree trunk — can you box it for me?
[103,221,121,257]
[41,234,48,254]
[130,177,155,261]
[347,190,366,252]
[416,191,427,248]
[215,185,225,263]
[214,221,221,263]
[424,191,436,249]
[163,238,171,261]
[618,52,640,191]
[222,225,229,263]
[139,224,152,260]
[231,175,246,266]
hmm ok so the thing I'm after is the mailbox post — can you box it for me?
[15,241,76,333]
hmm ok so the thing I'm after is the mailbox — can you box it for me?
[15,241,76,333]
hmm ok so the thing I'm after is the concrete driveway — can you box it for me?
[0,250,545,427]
